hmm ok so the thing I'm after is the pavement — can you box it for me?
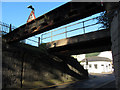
[44,72,116,89]
[100,80,115,88]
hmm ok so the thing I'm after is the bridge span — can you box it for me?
[47,29,111,55]
[2,2,105,43]
[2,2,120,89]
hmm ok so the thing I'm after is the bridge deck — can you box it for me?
[47,29,111,55]
[3,2,105,43]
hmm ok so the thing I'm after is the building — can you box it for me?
[71,54,85,62]
[98,51,113,60]
[80,56,113,73]
[73,51,112,62]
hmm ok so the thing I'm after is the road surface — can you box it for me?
[45,72,115,89]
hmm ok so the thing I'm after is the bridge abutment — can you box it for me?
[110,6,120,89]
[2,41,88,88]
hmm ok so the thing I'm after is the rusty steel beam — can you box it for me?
[3,2,105,43]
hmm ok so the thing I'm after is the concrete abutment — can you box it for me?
[2,42,88,88]
[110,4,120,89]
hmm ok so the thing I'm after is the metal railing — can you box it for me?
[0,21,16,35]
[1,15,104,47]
[0,21,41,47]
[41,16,103,43]
[25,36,40,47]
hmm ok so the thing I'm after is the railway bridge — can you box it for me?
[2,1,120,89]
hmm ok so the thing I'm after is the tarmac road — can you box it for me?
[45,72,115,89]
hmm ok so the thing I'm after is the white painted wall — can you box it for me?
[98,51,113,60]
[73,51,113,62]
[72,54,85,62]
[76,54,85,62]
[81,61,113,73]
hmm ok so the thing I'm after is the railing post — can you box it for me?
[9,24,12,32]
[41,34,43,44]
[65,27,67,38]
[83,21,85,34]
[38,37,40,47]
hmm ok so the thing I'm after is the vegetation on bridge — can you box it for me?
[86,52,100,58]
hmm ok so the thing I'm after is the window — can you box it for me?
[94,64,97,69]
[101,64,104,66]
[89,64,92,68]
[109,64,111,69]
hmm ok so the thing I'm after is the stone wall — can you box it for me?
[110,6,120,89]
[2,42,88,88]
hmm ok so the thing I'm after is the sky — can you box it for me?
[2,2,68,27]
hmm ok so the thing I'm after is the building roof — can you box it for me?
[81,56,111,62]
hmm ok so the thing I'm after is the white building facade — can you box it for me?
[98,51,113,60]
[81,56,113,73]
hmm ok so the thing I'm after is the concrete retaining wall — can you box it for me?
[2,42,87,88]
[110,7,120,89]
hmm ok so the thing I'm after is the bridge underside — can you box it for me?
[3,2,105,43]
[47,29,111,55]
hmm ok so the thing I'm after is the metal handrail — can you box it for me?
[0,21,16,33]
[27,38,38,43]
[0,21,41,47]
[0,15,101,47]
[41,16,100,43]
[42,16,98,36]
